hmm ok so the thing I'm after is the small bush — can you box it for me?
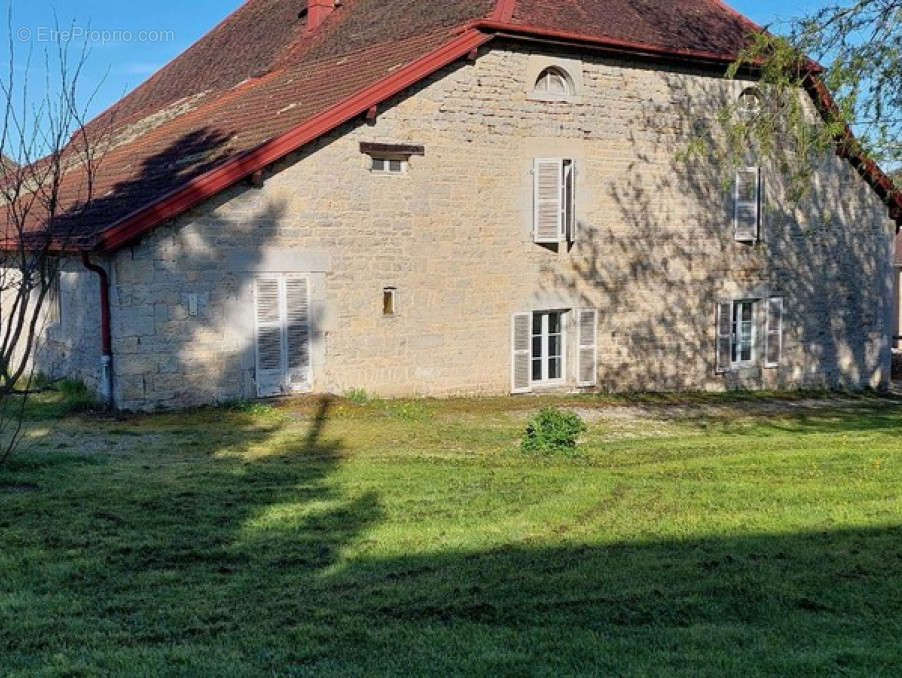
[57,379,96,412]
[345,388,371,405]
[521,407,586,455]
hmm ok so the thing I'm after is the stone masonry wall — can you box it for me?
[32,256,103,391]
[102,42,895,409]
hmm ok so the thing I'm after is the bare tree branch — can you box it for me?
[0,10,113,466]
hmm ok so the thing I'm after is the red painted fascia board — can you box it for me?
[93,28,491,253]
[92,20,883,253]
[805,75,902,225]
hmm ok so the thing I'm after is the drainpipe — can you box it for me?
[80,253,113,409]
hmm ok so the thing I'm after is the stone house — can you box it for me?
[16,0,902,409]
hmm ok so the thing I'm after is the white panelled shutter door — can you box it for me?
[284,276,312,390]
[254,274,312,397]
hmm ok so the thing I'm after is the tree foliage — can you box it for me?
[715,1,900,195]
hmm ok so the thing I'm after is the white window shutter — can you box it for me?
[765,296,783,367]
[511,312,532,393]
[284,276,311,389]
[734,167,760,242]
[254,277,284,397]
[715,300,732,374]
[534,158,563,243]
[576,308,597,387]
[564,160,576,242]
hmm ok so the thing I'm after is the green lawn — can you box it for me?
[1,391,901,676]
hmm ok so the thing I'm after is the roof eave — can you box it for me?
[87,22,897,253]
[93,28,491,253]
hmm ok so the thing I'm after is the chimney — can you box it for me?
[306,0,336,32]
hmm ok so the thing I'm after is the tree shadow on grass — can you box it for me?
[1,399,900,675]
[313,525,901,675]
[0,395,382,669]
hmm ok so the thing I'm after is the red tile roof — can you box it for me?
[9,0,900,252]
[509,0,758,56]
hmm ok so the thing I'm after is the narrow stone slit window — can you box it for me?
[383,287,397,316]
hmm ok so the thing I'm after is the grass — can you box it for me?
[1,390,901,676]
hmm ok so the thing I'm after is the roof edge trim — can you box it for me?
[86,20,897,253]
[804,74,902,227]
[93,29,491,252]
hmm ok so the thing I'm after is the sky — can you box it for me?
[1,0,826,158]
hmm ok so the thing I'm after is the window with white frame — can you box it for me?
[532,67,572,100]
[511,308,597,393]
[370,156,405,174]
[715,296,784,373]
[732,299,755,365]
[360,142,423,174]
[533,158,576,243]
[733,167,762,242]
[737,87,763,118]
[532,311,565,383]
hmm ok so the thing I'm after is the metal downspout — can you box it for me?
[80,253,113,408]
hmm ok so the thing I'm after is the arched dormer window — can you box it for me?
[532,67,572,99]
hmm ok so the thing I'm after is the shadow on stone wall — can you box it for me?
[35,51,897,404]
[539,62,894,392]
[36,126,329,408]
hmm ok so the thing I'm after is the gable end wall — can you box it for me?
[93,43,893,409]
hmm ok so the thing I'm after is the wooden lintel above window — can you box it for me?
[359,142,425,157]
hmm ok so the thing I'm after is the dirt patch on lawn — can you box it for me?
[570,396,886,425]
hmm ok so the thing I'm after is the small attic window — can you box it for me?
[360,142,424,174]
[371,157,404,174]
[532,67,572,100]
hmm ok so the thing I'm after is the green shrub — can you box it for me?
[521,407,586,454]
[345,388,371,405]
[57,379,96,412]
